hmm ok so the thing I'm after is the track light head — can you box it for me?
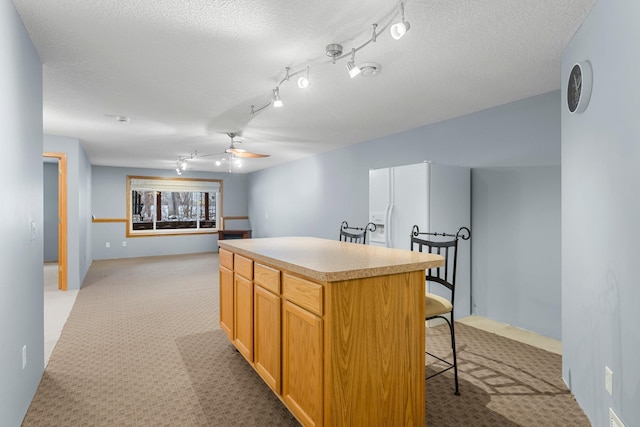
[297,76,310,88]
[347,61,361,78]
[346,48,361,78]
[390,21,410,40]
[273,87,283,107]
[390,2,410,40]
[297,66,310,88]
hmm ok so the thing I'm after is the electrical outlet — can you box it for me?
[122,241,127,247]
[105,242,110,248]
[22,345,27,369]
[605,366,613,396]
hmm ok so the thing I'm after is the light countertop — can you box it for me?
[218,236,444,282]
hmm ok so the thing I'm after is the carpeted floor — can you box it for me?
[23,253,590,426]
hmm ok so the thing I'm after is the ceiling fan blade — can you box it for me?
[227,147,245,154]
[234,151,270,158]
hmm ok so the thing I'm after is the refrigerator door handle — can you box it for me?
[386,203,393,248]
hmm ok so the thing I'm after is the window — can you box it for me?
[127,176,222,236]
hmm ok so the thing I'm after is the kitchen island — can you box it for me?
[218,236,444,427]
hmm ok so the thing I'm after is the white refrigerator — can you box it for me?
[368,161,472,318]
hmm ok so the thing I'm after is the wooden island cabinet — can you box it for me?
[218,237,444,427]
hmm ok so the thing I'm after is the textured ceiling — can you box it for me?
[13,0,596,173]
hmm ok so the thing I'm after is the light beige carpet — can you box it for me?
[23,253,590,426]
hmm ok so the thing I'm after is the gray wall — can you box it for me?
[472,166,561,340]
[43,162,59,262]
[43,135,93,291]
[91,166,249,260]
[248,91,562,339]
[562,1,639,425]
[0,1,44,425]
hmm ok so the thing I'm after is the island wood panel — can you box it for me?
[234,254,253,280]
[323,270,426,425]
[219,264,234,340]
[283,274,323,316]
[282,300,323,427]
[254,284,281,393]
[219,248,233,270]
[254,263,280,294]
[234,273,254,362]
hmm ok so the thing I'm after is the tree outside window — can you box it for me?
[128,176,221,236]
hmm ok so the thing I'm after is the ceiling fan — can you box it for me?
[221,132,270,159]
[175,132,270,174]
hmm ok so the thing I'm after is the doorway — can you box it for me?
[43,152,67,291]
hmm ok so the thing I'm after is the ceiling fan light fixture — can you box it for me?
[175,158,187,174]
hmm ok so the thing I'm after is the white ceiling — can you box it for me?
[13,0,596,173]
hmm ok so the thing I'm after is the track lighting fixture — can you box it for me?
[175,3,411,173]
[390,2,410,40]
[247,3,409,120]
[252,66,310,116]
[346,48,361,78]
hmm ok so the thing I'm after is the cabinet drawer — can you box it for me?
[235,255,253,280]
[219,248,233,270]
[283,274,323,316]
[254,263,280,294]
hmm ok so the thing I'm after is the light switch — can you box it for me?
[605,366,613,396]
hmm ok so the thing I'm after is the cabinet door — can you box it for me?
[234,273,254,362]
[254,285,281,393]
[219,265,234,340]
[282,301,323,427]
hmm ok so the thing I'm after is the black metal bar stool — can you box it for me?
[410,225,471,395]
[338,221,376,244]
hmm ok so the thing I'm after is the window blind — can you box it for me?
[130,177,220,193]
